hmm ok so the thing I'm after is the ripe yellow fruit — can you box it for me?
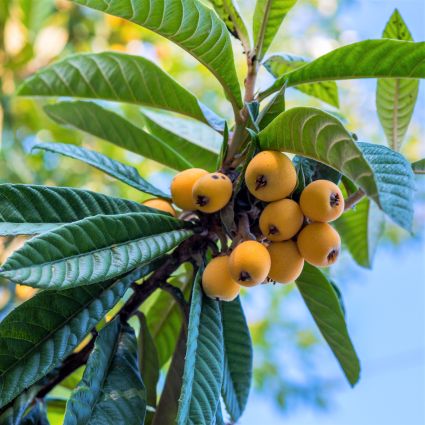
[267,241,304,283]
[143,198,176,216]
[229,241,271,287]
[192,172,233,213]
[300,179,344,222]
[259,199,304,241]
[15,284,37,301]
[171,168,208,211]
[202,256,241,301]
[245,151,297,202]
[297,222,341,267]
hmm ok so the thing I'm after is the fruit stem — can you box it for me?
[344,189,365,210]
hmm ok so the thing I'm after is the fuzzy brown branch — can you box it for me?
[344,189,365,210]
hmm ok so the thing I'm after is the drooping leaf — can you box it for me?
[0,184,158,236]
[69,1,242,109]
[263,53,339,107]
[412,159,425,174]
[64,318,145,425]
[262,40,425,98]
[137,312,159,424]
[18,52,225,129]
[334,197,385,268]
[33,143,169,198]
[376,10,419,151]
[253,0,298,60]
[0,213,192,289]
[44,101,195,171]
[258,107,415,230]
[296,264,360,386]
[206,0,250,48]
[176,270,224,425]
[0,270,138,409]
[221,297,252,422]
[21,400,49,425]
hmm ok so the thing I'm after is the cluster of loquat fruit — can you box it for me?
[142,150,344,302]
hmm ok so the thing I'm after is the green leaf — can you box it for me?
[334,197,385,268]
[44,101,195,171]
[21,401,49,425]
[0,273,134,408]
[33,142,169,198]
[206,0,250,48]
[176,270,224,425]
[263,53,339,107]
[257,86,286,130]
[0,213,193,289]
[137,312,159,423]
[296,264,360,386]
[0,184,157,236]
[376,10,419,151]
[64,318,145,425]
[262,40,425,98]
[253,0,298,60]
[18,52,225,129]
[221,297,252,422]
[0,386,42,425]
[258,107,415,230]
[69,1,242,110]
[412,159,425,174]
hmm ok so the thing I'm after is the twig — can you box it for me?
[344,189,365,210]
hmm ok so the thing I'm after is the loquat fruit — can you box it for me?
[267,241,304,283]
[229,240,271,287]
[170,168,208,211]
[143,198,176,216]
[192,172,233,213]
[202,256,241,301]
[259,198,304,241]
[297,222,341,267]
[245,151,297,202]
[300,179,344,222]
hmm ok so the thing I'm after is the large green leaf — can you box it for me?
[0,213,192,289]
[18,52,225,129]
[296,264,360,386]
[69,1,242,110]
[263,53,339,107]
[221,297,252,422]
[64,318,145,425]
[412,159,425,174]
[176,271,224,425]
[262,40,425,98]
[137,313,159,424]
[258,107,415,230]
[334,197,385,268]
[33,142,169,198]
[376,10,419,151]
[44,101,196,171]
[0,184,159,236]
[253,0,298,60]
[0,270,137,408]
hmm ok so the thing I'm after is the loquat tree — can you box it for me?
[0,1,424,424]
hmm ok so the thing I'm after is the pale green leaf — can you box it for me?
[18,52,225,129]
[33,142,169,198]
[296,264,360,386]
[70,1,242,109]
[64,318,145,425]
[0,213,193,289]
[264,53,339,107]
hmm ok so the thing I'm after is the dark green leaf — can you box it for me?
[296,264,360,386]
[376,10,419,151]
[18,52,225,129]
[33,143,169,198]
[262,40,425,98]
[176,270,224,425]
[0,184,156,236]
[69,1,242,109]
[264,53,339,107]
[21,401,49,425]
[412,159,425,174]
[0,386,42,425]
[221,297,252,422]
[64,318,145,425]
[257,86,286,130]
[0,213,192,289]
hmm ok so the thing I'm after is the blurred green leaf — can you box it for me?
[412,159,425,174]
